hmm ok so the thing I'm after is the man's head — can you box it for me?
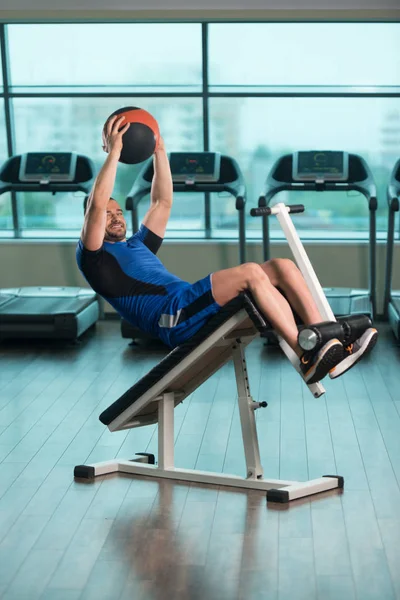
[104,198,127,243]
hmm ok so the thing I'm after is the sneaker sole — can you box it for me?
[304,341,344,384]
[329,328,378,379]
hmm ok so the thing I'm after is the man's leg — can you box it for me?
[211,263,343,384]
[260,258,323,325]
[259,258,378,378]
[213,263,304,354]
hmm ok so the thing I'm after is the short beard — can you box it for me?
[104,226,126,243]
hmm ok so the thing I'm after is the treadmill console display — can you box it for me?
[292,151,349,182]
[19,152,77,182]
[169,152,221,183]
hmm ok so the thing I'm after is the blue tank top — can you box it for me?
[76,225,189,337]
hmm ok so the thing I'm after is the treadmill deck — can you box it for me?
[0,286,99,339]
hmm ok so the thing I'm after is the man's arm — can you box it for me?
[80,115,129,251]
[142,138,173,239]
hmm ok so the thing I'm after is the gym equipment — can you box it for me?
[73,204,345,504]
[257,151,378,318]
[383,158,400,339]
[0,287,99,341]
[105,106,159,165]
[0,153,100,342]
[298,320,345,352]
[298,314,373,352]
[121,151,247,344]
[18,152,78,183]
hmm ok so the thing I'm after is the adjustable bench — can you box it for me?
[74,203,355,502]
[74,292,343,503]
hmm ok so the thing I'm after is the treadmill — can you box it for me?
[122,151,247,344]
[0,152,100,342]
[383,158,400,339]
[256,151,377,318]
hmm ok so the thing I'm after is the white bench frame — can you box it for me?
[74,204,343,503]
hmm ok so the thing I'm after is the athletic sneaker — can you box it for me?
[329,327,378,379]
[300,338,344,384]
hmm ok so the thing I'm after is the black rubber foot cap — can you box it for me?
[267,488,289,503]
[323,474,344,488]
[74,465,95,479]
[135,452,156,465]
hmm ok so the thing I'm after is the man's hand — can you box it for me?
[102,115,130,157]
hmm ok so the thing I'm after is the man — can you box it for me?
[76,114,377,384]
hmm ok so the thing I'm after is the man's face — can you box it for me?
[105,199,127,242]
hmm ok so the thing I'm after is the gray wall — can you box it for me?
[0,240,396,315]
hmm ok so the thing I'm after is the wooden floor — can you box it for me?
[0,321,399,600]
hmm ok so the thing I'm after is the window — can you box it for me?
[209,97,400,238]
[8,24,202,93]
[208,22,400,240]
[208,23,400,90]
[12,97,203,236]
[1,22,399,240]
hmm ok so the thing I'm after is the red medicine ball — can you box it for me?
[105,106,160,165]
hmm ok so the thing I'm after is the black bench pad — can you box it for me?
[99,293,267,428]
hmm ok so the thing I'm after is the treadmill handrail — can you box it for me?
[125,152,247,264]
[259,153,378,211]
[125,154,247,216]
[387,185,400,211]
[126,183,148,212]
[125,183,246,210]
[0,182,92,195]
[256,151,378,316]
[383,158,400,316]
[383,204,397,315]
[0,153,96,196]
[126,180,247,219]
[387,158,400,211]
[126,156,246,210]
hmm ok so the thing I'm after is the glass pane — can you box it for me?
[0,100,12,234]
[12,97,203,237]
[17,191,86,236]
[8,24,202,93]
[209,97,400,239]
[209,23,400,90]
[138,191,206,238]
[0,192,13,233]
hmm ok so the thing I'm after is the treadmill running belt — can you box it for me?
[0,296,95,317]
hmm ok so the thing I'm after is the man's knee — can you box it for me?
[266,258,298,282]
[240,262,268,287]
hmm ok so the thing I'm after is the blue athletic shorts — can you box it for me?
[156,274,221,348]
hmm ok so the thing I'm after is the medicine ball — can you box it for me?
[105,106,160,165]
